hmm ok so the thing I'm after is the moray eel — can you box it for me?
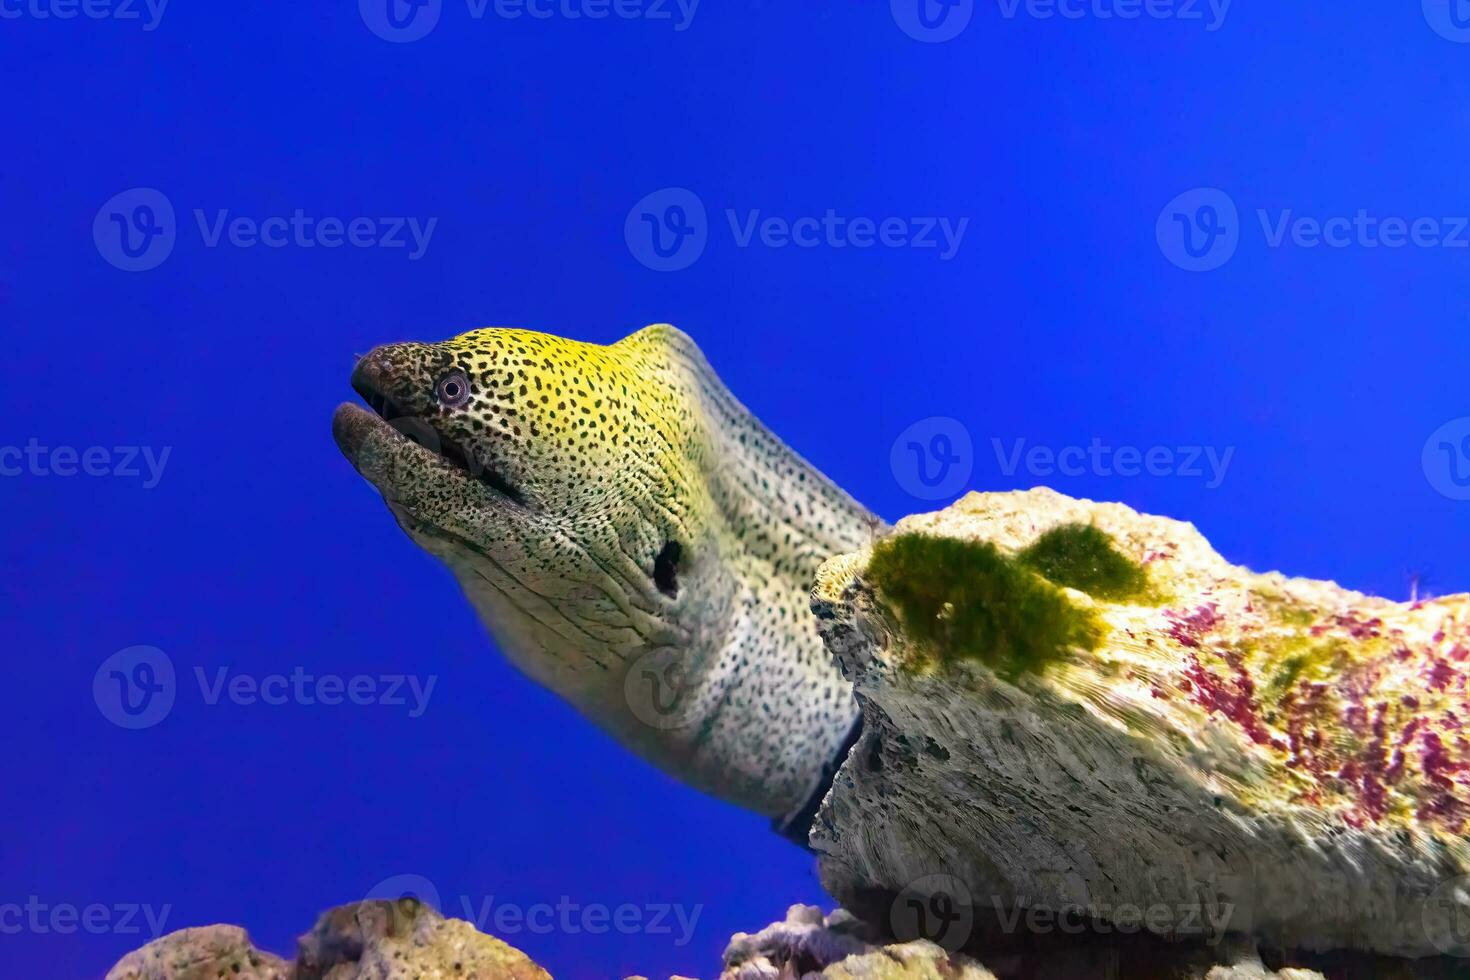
[332,324,880,831]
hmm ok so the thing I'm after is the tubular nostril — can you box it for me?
[351,348,400,417]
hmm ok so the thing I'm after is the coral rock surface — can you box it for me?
[810,489,1470,962]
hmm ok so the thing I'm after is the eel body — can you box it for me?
[333,326,1470,959]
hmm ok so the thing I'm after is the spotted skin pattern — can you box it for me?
[333,324,880,819]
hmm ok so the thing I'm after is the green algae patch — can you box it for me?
[867,533,1105,681]
[1017,522,1151,602]
[1260,637,1350,703]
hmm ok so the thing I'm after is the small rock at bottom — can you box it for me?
[106,898,549,980]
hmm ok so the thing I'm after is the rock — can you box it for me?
[718,904,998,979]
[809,489,1470,970]
[107,897,1336,980]
[107,925,290,980]
[108,899,549,980]
[710,906,1329,979]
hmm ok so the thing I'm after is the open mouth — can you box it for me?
[346,376,528,507]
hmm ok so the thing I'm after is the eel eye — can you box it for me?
[436,370,471,408]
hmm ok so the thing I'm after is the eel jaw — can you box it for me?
[332,400,524,552]
[332,401,427,504]
[331,401,399,477]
